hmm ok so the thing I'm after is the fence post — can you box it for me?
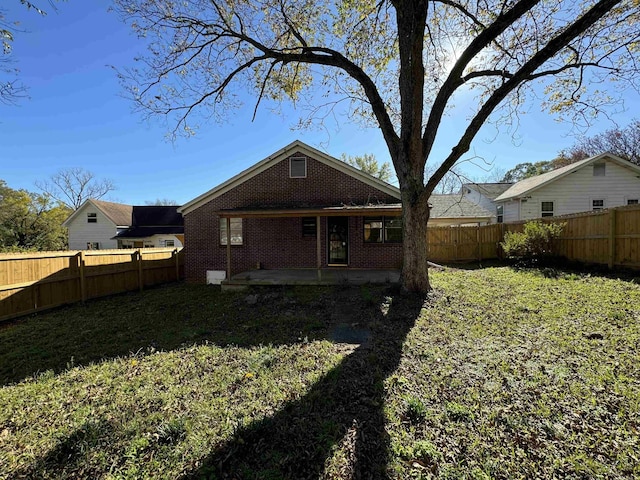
[79,251,87,302]
[476,224,482,261]
[174,248,180,281]
[608,207,617,270]
[136,249,144,291]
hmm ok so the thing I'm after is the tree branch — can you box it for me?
[425,0,624,195]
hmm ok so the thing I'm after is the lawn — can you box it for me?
[1,266,639,479]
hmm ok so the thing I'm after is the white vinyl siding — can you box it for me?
[66,204,120,250]
[514,159,640,221]
[502,201,520,223]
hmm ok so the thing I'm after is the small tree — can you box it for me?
[340,153,393,183]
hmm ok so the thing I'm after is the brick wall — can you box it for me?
[184,151,403,282]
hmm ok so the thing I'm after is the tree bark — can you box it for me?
[399,186,431,293]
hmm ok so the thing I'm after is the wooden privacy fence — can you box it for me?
[0,248,184,322]
[427,204,640,269]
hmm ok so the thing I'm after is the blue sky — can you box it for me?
[2,1,638,206]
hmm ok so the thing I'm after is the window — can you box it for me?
[364,216,402,243]
[627,199,639,205]
[496,205,504,224]
[290,157,307,178]
[220,218,243,245]
[87,212,97,223]
[593,163,606,176]
[541,201,554,217]
[592,199,605,211]
[302,217,317,237]
[161,239,175,247]
[364,218,383,243]
[384,217,402,242]
[86,242,100,250]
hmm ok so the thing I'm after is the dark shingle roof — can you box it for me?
[131,206,183,227]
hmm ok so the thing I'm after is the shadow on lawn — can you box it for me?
[1,283,406,385]
[7,284,426,479]
[181,290,425,479]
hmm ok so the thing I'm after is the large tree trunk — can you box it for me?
[399,189,431,293]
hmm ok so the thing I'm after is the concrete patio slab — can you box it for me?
[222,268,400,288]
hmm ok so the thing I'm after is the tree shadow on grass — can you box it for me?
[181,290,426,479]
[0,283,365,385]
[12,419,118,479]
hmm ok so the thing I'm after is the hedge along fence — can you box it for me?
[0,248,184,322]
[427,204,640,269]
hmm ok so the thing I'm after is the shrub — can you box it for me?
[501,220,565,259]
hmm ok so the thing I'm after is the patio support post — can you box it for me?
[226,217,232,281]
[316,215,322,281]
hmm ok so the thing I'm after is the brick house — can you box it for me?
[179,140,405,283]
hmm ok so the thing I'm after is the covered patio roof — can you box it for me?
[216,203,403,218]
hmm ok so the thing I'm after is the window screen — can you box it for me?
[593,163,606,176]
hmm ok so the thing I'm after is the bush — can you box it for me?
[501,220,565,259]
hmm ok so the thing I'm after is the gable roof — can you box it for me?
[179,140,401,215]
[429,194,493,219]
[62,199,133,227]
[463,182,514,200]
[495,153,640,202]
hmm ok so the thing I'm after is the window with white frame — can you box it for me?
[87,242,100,250]
[496,205,504,223]
[627,199,639,205]
[87,212,97,223]
[220,218,243,245]
[160,239,175,247]
[289,157,307,178]
[592,199,605,211]
[541,201,554,217]
[593,162,606,176]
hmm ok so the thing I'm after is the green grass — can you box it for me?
[1,267,639,479]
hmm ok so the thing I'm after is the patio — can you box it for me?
[221,268,401,289]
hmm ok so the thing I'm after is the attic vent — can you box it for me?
[593,162,606,176]
[290,157,307,178]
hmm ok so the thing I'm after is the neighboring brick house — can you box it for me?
[179,140,405,283]
[180,140,497,283]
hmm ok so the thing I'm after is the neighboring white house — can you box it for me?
[63,200,184,250]
[493,153,640,222]
[460,182,514,223]
[63,199,133,250]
